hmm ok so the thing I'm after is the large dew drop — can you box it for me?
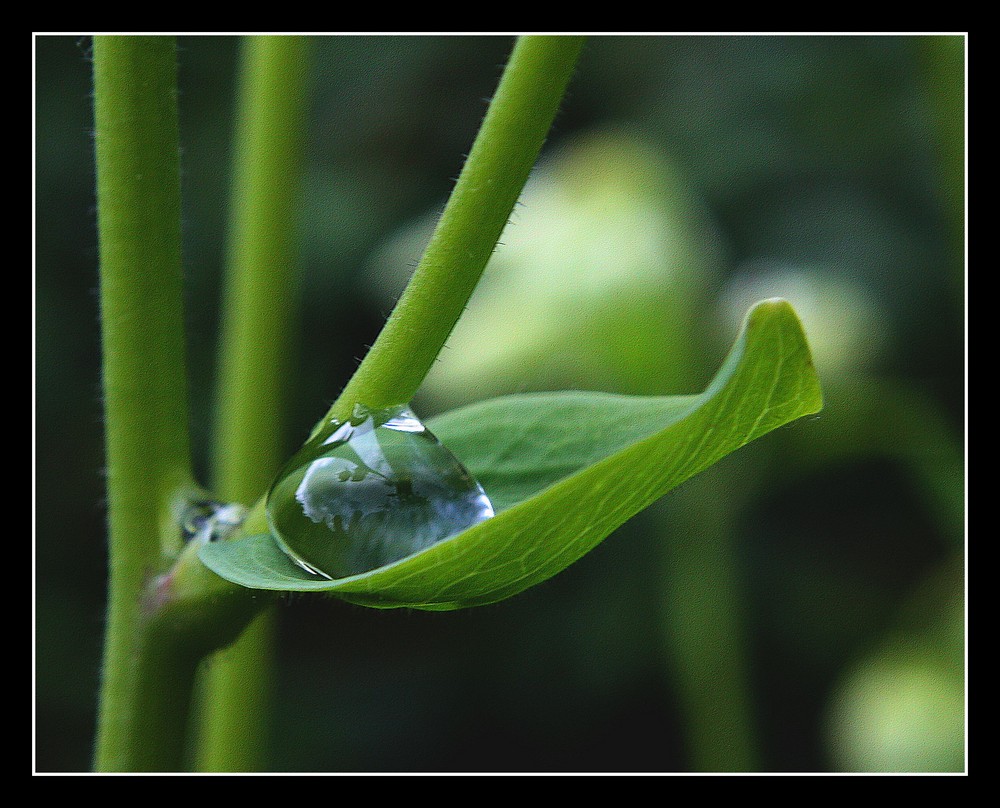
[266,403,495,579]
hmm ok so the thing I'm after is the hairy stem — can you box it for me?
[92,35,196,771]
[195,35,311,772]
[326,35,585,424]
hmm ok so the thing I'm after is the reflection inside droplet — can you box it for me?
[266,403,495,579]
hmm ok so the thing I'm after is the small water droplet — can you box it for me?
[266,403,495,579]
[181,499,248,544]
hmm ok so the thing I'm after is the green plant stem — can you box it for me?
[194,611,276,771]
[658,458,761,772]
[92,35,197,771]
[195,35,311,772]
[917,35,964,297]
[326,35,585,425]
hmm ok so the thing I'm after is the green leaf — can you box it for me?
[200,298,822,609]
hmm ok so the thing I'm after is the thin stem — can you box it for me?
[194,612,276,771]
[917,35,964,297]
[92,35,197,771]
[327,35,585,424]
[658,460,761,772]
[211,35,310,492]
[195,35,311,772]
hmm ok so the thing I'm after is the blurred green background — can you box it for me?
[35,34,965,772]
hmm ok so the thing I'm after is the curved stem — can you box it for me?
[92,35,196,771]
[195,35,311,772]
[326,35,585,425]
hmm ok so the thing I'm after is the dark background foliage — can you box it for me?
[35,34,964,772]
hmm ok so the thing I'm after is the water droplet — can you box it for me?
[266,403,495,579]
[181,499,248,544]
